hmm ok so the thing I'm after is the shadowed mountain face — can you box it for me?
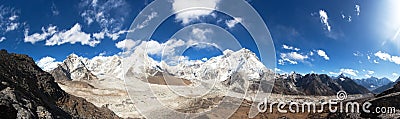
[272,73,371,96]
[372,77,400,94]
[360,81,400,118]
[353,77,392,91]
[0,49,119,119]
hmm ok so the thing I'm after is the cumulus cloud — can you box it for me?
[279,52,309,65]
[340,68,359,77]
[24,25,57,44]
[355,4,360,16]
[25,23,128,47]
[115,39,139,51]
[225,17,243,29]
[318,10,331,32]
[36,56,61,71]
[282,44,300,51]
[172,0,220,24]
[317,50,330,60]
[374,51,400,65]
[46,23,99,47]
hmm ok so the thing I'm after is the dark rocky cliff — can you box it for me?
[0,49,119,119]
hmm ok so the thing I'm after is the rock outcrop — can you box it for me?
[0,49,119,119]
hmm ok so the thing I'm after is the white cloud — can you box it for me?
[225,17,243,29]
[24,25,58,44]
[91,29,133,41]
[341,14,352,22]
[105,29,133,40]
[115,39,139,51]
[0,37,5,42]
[279,52,308,65]
[374,51,400,65]
[46,23,99,47]
[355,4,360,16]
[51,2,60,16]
[340,68,359,77]
[347,16,352,22]
[93,31,105,40]
[8,15,18,21]
[353,51,362,57]
[373,60,379,64]
[393,73,399,77]
[191,27,212,41]
[374,51,390,60]
[0,6,21,33]
[317,50,330,60]
[282,44,300,51]
[36,56,61,71]
[367,70,375,75]
[329,68,359,77]
[172,0,220,25]
[6,22,19,32]
[79,0,129,32]
[133,39,187,65]
[319,10,331,32]
[136,12,158,29]
[329,72,340,76]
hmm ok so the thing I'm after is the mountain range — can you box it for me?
[272,73,371,95]
[2,47,397,118]
[353,77,392,91]
[47,48,372,97]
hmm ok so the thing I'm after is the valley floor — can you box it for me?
[57,77,374,119]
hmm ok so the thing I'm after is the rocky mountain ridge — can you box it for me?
[353,76,392,91]
[272,73,371,95]
[0,49,119,118]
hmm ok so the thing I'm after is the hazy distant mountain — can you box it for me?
[272,73,371,96]
[372,77,400,94]
[353,77,392,91]
[0,49,118,118]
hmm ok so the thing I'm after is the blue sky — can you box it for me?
[0,0,399,80]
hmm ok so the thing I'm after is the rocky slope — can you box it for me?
[0,49,119,119]
[360,81,400,118]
